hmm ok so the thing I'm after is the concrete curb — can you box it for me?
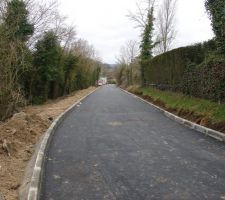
[120,88,225,142]
[19,88,99,200]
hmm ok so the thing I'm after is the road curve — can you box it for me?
[40,85,225,200]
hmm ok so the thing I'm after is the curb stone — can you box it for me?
[120,88,225,142]
[19,88,99,200]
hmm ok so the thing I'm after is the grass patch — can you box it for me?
[135,87,225,123]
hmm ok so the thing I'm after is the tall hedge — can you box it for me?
[205,0,225,54]
[144,40,225,102]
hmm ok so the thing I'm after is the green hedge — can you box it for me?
[144,40,225,102]
[182,56,225,103]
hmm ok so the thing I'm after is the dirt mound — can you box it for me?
[0,87,96,200]
[0,112,50,200]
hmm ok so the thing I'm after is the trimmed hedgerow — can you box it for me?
[144,40,225,102]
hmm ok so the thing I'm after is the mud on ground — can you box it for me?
[0,87,96,200]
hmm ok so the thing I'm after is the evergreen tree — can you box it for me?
[4,0,34,41]
[2,0,34,94]
[140,7,155,86]
[33,31,62,101]
[63,53,78,94]
[0,0,34,119]
[205,0,225,54]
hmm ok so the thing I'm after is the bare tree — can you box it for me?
[117,40,139,65]
[123,40,141,85]
[127,0,156,29]
[72,39,97,59]
[25,0,77,51]
[25,0,59,46]
[155,0,177,54]
[52,12,77,49]
[61,26,76,49]
[116,40,140,86]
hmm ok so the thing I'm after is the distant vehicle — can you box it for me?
[98,77,107,86]
[97,80,103,86]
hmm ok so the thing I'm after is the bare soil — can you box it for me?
[0,87,96,200]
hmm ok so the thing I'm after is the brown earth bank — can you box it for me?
[0,87,96,200]
[129,89,225,134]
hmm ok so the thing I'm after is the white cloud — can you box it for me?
[58,0,214,63]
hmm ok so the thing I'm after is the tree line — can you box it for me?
[116,0,225,103]
[116,0,177,87]
[0,0,101,120]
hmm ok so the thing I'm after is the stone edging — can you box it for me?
[120,88,225,142]
[19,88,99,200]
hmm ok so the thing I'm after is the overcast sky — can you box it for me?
[58,0,214,64]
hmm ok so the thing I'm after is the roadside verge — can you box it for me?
[120,88,225,142]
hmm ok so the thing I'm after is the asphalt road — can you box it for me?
[40,85,225,200]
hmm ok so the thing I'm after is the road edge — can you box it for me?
[120,88,225,142]
[19,87,99,200]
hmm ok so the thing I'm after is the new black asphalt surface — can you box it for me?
[40,85,225,200]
